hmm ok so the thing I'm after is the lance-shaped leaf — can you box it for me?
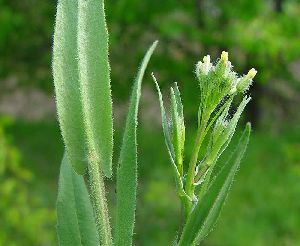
[53,0,87,175]
[170,83,185,175]
[115,41,158,246]
[216,96,251,158]
[57,153,99,246]
[78,0,113,178]
[211,97,251,162]
[152,75,187,198]
[179,123,251,246]
[152,75,175,163]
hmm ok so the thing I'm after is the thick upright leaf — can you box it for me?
[78,0,113,178]
[115,41,158,246]
[57,153,99,246]
[179,123,251,246]
[53,0,87,175]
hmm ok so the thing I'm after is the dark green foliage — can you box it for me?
[1,0,300,123]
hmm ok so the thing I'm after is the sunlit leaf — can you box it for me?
[78,0,113,178]
[53,0,87,175]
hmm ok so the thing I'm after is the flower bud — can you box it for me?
[236,68,257,93]
[220,51,228,63]
[196,55,212,75]
[246,68,257,79]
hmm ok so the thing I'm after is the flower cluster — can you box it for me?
[196,52,256,122]
[193,52,256,190]
[154,51,257,220]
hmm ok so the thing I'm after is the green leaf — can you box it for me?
[78,0,113,178]
[207,96,251,168]
[217,97,251,157]
[115,41,158,246]
[179,123,251,246]
[53,0,87,175]
[152,75,186,198]
[152,75,175,163]
[56,153,99,246]
[173,84,185,159]
[170,83,185,175]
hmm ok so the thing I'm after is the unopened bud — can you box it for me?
[203,55,211,64]
[246,68,257,79]
[236,68,257,93]
[196,55,212,75]
[221,51,228,63]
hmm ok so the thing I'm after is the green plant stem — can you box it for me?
[197,153,220,201]
[87,157,112,246]
[179,196,186,235]
[185,114,209,215]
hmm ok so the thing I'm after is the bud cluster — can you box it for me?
[196,52,257,118]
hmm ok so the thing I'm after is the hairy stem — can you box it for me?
[184,114,209,215]
[87,157,112,246]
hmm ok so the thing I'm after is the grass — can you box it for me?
[6,120,300,246]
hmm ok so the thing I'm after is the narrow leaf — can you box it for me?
[179,123,251,246]
[170,84,185,175]
[57,153,99,246]
[152,75,175,162]
[53,0,87,175]
[217,96,251,156]
[153,75,188,200]
[170,87,182,173]
[115,41,158,246]
[173,83,184,120]
[78,0,113,177]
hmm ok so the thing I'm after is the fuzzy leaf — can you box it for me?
[77,0,113,178]
[115,41,158,246]
[53,0,87,175]
[56,153,99,246]
[179,123,251,246]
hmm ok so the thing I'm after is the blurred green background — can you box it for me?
[0,0,300,245]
